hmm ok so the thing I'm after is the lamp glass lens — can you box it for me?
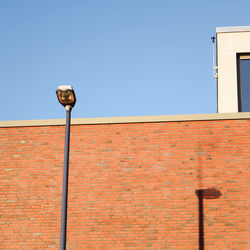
[57,90,75,105]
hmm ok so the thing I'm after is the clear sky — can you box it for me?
[1,0,250,120]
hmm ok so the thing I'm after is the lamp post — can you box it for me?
[56,85,76,250]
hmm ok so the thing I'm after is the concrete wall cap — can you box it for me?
[216,25,250,33]
[0,113,250,128]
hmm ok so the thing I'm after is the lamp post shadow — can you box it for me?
[195,188,222,250]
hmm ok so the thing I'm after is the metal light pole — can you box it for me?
[56,85,76,250]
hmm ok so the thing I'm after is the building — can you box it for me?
[217,25,250,113]
[0,26,249,249]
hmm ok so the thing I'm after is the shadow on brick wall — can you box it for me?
[195,188,222,250]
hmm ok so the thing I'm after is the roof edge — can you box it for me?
[0,113,250,128]
[216,25,250,33]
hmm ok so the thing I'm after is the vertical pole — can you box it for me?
[60,105,72,250]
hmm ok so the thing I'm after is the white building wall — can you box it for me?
[217,26,250,113]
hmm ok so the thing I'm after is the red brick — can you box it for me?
[0,119,249,249]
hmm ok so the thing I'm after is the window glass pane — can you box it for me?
[240,59,250,112]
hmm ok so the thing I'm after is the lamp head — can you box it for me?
[56,85,76,108]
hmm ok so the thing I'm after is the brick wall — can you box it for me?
[0,119,249,249]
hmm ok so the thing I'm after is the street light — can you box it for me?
[56,85,76,108]
[56,85,76,250]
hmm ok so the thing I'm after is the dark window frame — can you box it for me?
[237,53,250,112]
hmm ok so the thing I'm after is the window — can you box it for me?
[237,54,250,112]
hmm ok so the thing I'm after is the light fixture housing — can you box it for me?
[56,85,76,108]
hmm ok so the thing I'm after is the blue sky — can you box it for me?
[1,0,250,120]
